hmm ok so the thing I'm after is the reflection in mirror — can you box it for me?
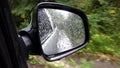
[38,8,85,55]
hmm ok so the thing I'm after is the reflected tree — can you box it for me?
[64,13,85,45]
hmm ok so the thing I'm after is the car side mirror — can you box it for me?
[36,2,89,61]
[19,2,89,61]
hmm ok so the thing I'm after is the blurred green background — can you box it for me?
[9,0,120,68]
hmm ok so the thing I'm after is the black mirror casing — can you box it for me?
[19,2,89,61]
[35,2,89,61]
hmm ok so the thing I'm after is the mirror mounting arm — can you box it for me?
[20,35,32,50]
[19,24,42,55]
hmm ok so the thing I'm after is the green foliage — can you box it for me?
[17,19,29,30]
[56,0,76,7]
[10,0,120,62]
[12,4,34,16]
[86,34,118,55]
[29,55,39,65]
[29,55,59,68]
[56,66,64,68]
[70,0,120,58]
[69,58,76,66]
[80,59,94,68]
[77,0,92,10]
[98,0,108,5]
[10,0,38,29]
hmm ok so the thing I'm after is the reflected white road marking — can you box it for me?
[57,30,73,52]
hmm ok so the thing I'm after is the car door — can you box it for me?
[0,0,28,68]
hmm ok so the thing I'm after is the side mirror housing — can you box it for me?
[19,2,89,61]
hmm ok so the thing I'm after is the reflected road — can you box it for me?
[57,30,73,52]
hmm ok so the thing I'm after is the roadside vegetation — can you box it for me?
[10,0,120,68]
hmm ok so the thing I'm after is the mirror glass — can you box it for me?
[38,8,85,55]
